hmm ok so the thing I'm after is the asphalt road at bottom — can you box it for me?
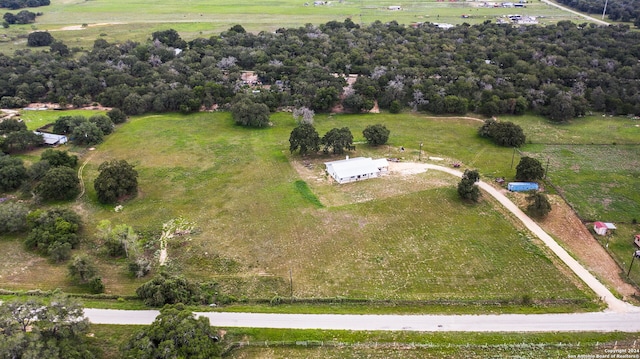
[85,309,640,332]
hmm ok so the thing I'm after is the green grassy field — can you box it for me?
[0,111,595,310]
[502,115,640,222]
[88,324,640,359]
[0,0,589,53]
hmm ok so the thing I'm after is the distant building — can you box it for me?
[388,5,402,10]
[34,131,68,146]
[593,222,616,236]
[325,157,389,184]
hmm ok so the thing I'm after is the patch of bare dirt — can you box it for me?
[536,195,637,300]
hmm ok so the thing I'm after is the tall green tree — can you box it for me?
[122,304,221,359]
[93,159,138,204]
[362,124,390,146]
[0,155,28,192]
[136,272,202,307]
[40,149,78,168]
[35,166,80,201]
[516,156,545,181]
[457,169,481,202]
[321,127,354,155]
[289,123,320,155]
[71,121,104,146]
[230,95,270,127]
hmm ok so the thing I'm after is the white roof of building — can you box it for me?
[34,131,68,145]
[325,157,387,179]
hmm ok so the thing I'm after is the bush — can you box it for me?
[88,277,105,294]
[0,202,29,233]
[48,241,72,263]
[136,272,202,306]
[68,255,97,284]
[128,257,152,278]
[106,108,127,124]
[26,208,81,255]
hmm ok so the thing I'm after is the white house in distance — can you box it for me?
[325,157,389,184]
[593,221,616,236]
[33,131,68,146]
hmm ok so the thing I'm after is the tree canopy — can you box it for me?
[363,124,390,146]
[457,169,481,202]
[478,119,526,147]
[0,295,95,359]
[122,303,221,359]
[527,191,552,218]
[516,156,545,181]
[0,155,28,192]
[1,21,640,119]
[321,127,354,155]
[35,166,80,201]
[289,123,320,155]
[93,159,138,204]
[25,208,81,261]
[230,95,270,127]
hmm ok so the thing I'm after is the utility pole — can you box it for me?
[602,0,608,20]
[627,250,640,277]
[419,142,423,161]
[289,268,293,300]
[510,147,516,169]
[545,158,550,179]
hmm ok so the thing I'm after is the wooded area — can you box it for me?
[0,21,639,121]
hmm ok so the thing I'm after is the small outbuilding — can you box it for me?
[507,182,538,192]
[325,157,388,184]
[593,221,616,236]
[34,131,68,146]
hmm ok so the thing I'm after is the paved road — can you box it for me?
[539,0,610,26]
[84,309,640,332]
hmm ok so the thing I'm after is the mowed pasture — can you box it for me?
[503,114,640,222]
[17,111,587,306]
[0,0,584,53]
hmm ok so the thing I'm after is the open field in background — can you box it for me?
[1,111,596,309]
[0,0,595,53]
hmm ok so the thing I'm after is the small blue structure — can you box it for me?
[507,182,539,192]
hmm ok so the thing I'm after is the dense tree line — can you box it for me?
[0,295,96,359]
[1,20,640,121]
[556,0,640,26]
[0,0,49,10]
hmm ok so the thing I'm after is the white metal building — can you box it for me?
[325,157,389,184]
